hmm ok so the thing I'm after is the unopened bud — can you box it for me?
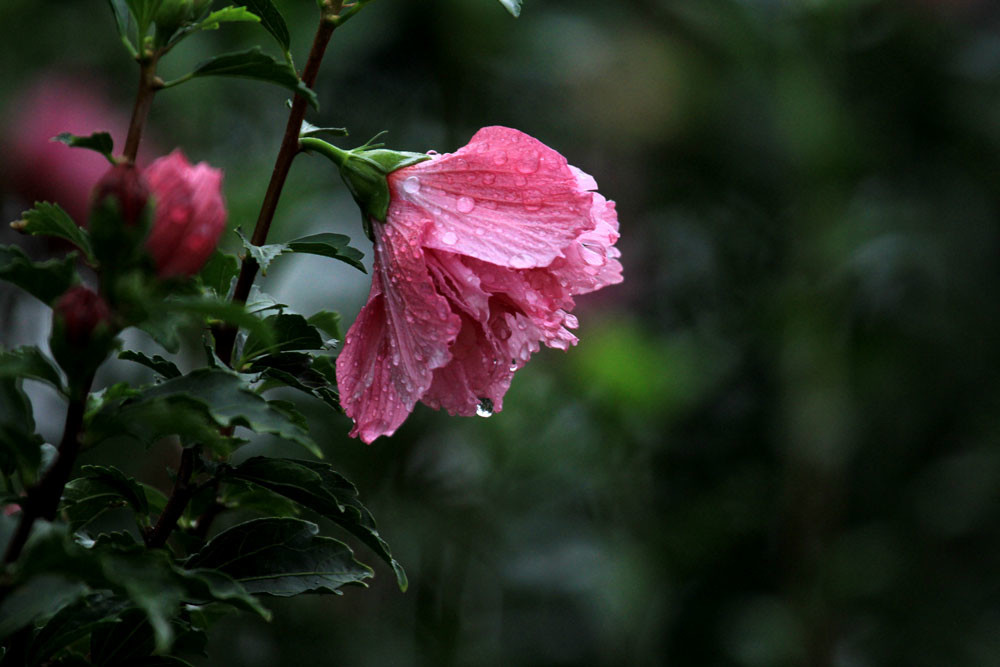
[145,150,227,277]
[53,285,111,345]
[92,163,150,227]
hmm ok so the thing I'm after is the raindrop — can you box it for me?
[509,361,518,372]
[514,175,527,186]
[476,397,494,418]
[442,231,458,245]
[402,176,421,194]
[510,253,534,269]
[455,158,469,169]
[492,151,507,166]
[456,196,476,213]
[497,322,512,340]
[483,173,496,185]
[580,245,606,267]
[523,190,542,211]
[516,150,539,174]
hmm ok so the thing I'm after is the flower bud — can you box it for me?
[145,150,227,277]
[91,163,150,227]
[53,285,111,345]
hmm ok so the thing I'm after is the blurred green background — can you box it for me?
[4,0,1000,665]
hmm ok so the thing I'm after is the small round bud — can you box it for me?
[91,163,150,227]
[53,286,111,345]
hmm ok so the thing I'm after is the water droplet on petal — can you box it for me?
[580,245,606,267]
[442,231,458,245]
[476,397,494,418]
[497,322,512,340]
[403,176,421,194]
[455,158,469,169]
[517,150,539,174]
[510,253,535,269]
[483,173,496,185]
[456,196,476,213]
[492,151,507,166]
[509,361,518,372]
[523,190,542,211]
[514,175,527,186]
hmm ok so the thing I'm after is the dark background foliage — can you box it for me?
[3,0,1000,665]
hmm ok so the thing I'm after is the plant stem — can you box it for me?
[215,3,343,365]
[145,446,197,549]
[2,373,96,566]
[123,53,162,163]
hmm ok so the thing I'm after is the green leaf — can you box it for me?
[85,390,244,454]
[242,314,324,361]
[88,545,267,653]
[52,132,115,164]
[12,202,95,264]
[498,0,522,17]
[60,465,151,531]
[0,245,77,305]
[241,0,289,51]
[125,0,155,32]
[237,229,366,275]
[199,251,239,297]
[118,350,182,379]
[286,233,366,273]
[197,5,261,30]
[185,518,373,596]
[219,479,301,517]
[27,592,130,665]
[227,457,407,590]
[135,368,320,457]
[249,352,340,411]
[235,228,285,275]
[307,310,342,341]
[0,377,44,482]
[164,295,274,350]
[184,47,318,109]
[0,346,65,394]
[0,575,87,640]
[107,0,133,46]
[89,608,154,665]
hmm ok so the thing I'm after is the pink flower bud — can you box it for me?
[54,285,111,345]
[144,149,227,277]
[91,163,150,226]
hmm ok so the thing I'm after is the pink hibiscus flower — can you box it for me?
[335,126,622,443]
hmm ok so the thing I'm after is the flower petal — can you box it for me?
[336,202,461,443]
[548,194,623,295]
[390,126,595,270]
[422,312,513,416]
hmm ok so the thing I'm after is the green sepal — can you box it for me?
[298,137,430,236]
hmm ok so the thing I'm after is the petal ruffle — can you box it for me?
[548,194,623,295]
